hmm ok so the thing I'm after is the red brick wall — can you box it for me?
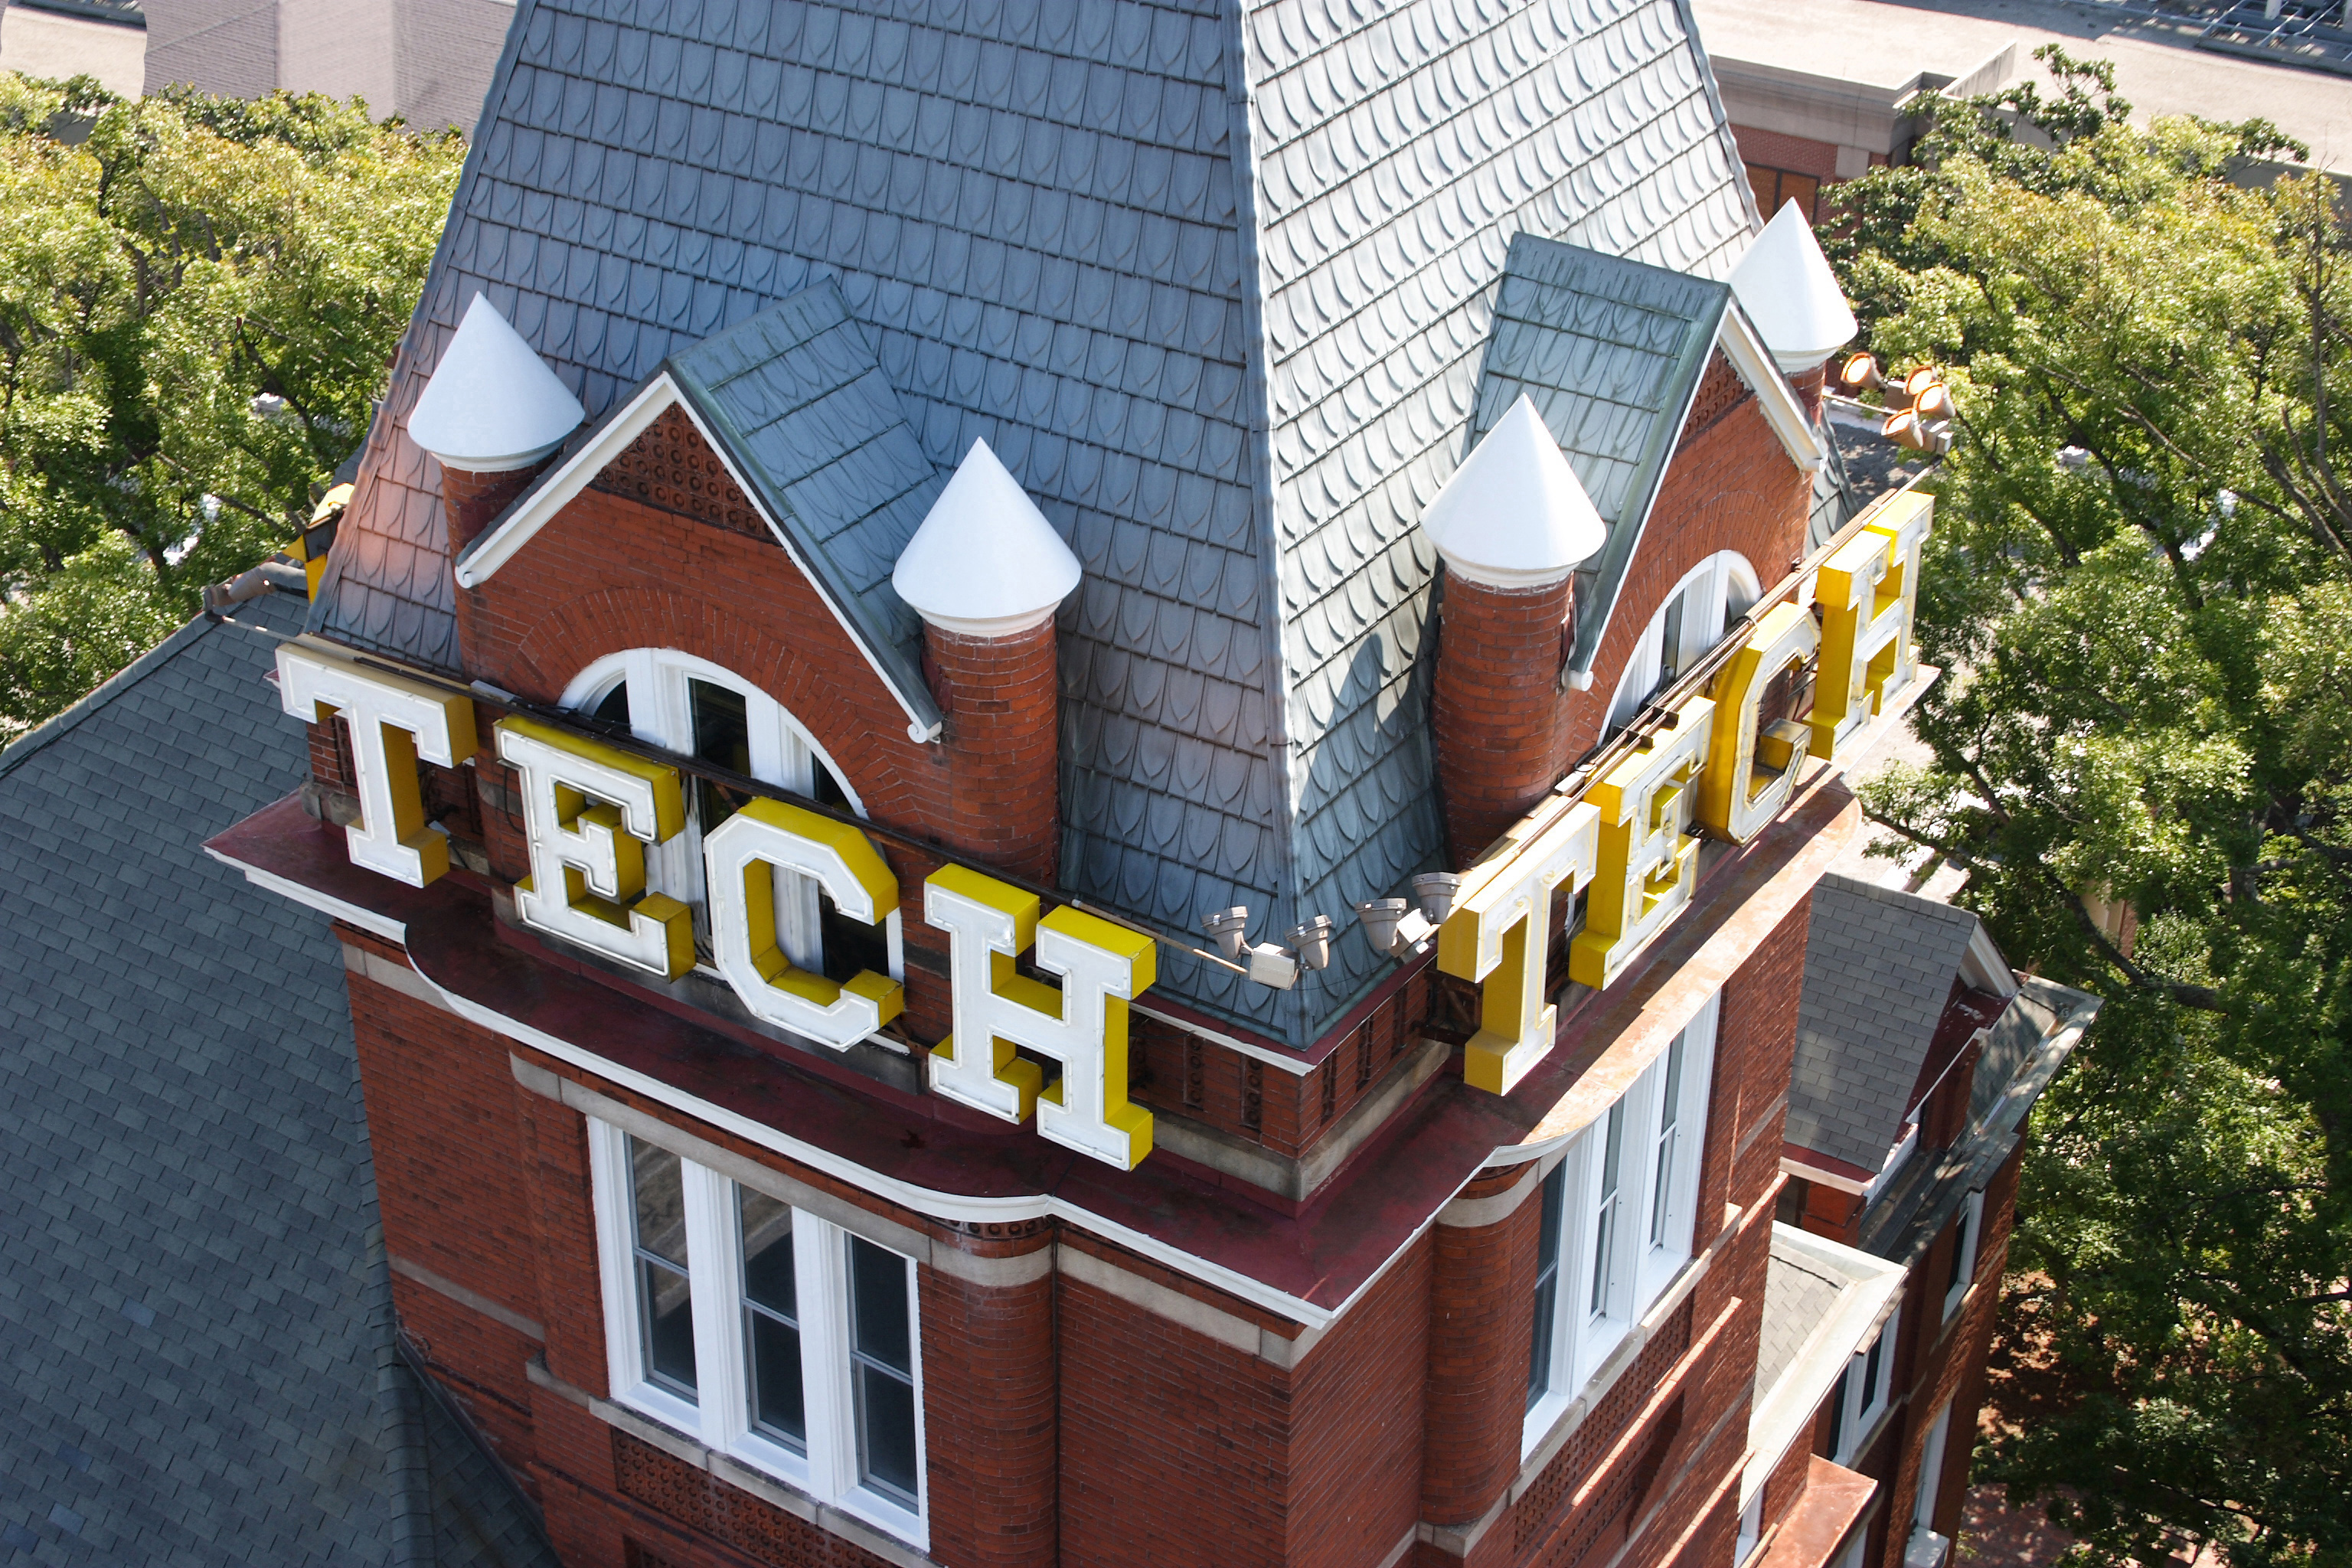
[1289,1236,1433,1568]
[1431,571,1576,867]
[1056,1266,1289,1567]
[920,1234,1059,1568]
[458,485,946,842]
[924,618,1060,884]
[1422,1167,1544,1525]
[446,458,554,554]
[1702,900,1813,1247]
[1730,126,1843,181]
[1562,389,1813,760]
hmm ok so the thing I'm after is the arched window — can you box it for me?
[1604,551,1761,733]
[561,650,894,991]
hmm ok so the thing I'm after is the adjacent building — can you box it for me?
[172,2,2069,1567]
[0,0,146,97]
[139,0,514,130]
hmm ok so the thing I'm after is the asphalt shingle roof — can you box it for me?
[309,0,1758,1047]
[1753,1239,1844,1403]
[1788,872,1984,1174]
[0,590,555,1566]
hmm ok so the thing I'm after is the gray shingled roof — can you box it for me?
[1753,1239,1844,1403]
[1468,234,1726,680]
[1788,873,1984,1174]
[309,0,1758,1047]
[0,590,555,1566]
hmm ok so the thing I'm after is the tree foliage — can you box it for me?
[0,73,461,737]
[1831,48,2352,1567]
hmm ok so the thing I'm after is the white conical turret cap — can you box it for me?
[893,439,1082,637]
[1729,201,1858,375]
[406,293,586,473]
[1419,397,1606,589]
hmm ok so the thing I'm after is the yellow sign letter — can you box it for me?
[276,642,477,887]
[1810,493,1931,760]
[1699,602,1821,843]
[924,864,1156,1170]
[1438,801,1601,1096]
[495,716,693,981]
[1570,699,1713,991]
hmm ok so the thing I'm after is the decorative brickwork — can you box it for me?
[1514,1299,1698,1549]
[1679,353,1749,449]
[1431,571,1576,868]
[593,404,769,541]
[613,1431,890,1568]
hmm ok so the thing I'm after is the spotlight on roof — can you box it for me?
[1201,907,1251,963]
[1839,352,1884,394]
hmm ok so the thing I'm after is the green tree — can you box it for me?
[0,74,462,737]
[1831,50,2352,1567]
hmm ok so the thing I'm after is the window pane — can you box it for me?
[857,1361,920,1501]
[592,681,632,730]
[1590,1103,1625,1315]
[640,1256,698,1394]
[689,678,752,830]
[739,1189,795,1318]
[1826,1364,1849,1455]
[848,1236,919,1504]
[1651,1034,1686,1247]
[629,1139,689,1269]
[849,1236,913,1374]
[1862,1328,1884,1410]
[1658,591,1687,688]
[1527,1164,1566,1407]
[749,1308,806,1448]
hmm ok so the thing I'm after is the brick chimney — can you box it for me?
[1728,199,1857,422]
[405,292,585,556]
[892,439,1080,884]
[1423,397,1607,867]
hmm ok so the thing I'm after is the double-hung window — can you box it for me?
[1524,991,1720,1449]
[1942,1190,1984,1321]
[1826,1306,1900,1465]
[564,650,898,988]
[589,1120,927,1545]
[1606,552,1762,731]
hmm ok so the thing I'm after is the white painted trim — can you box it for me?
[206,846,406,941]
[1961,923,2018,998]
[1743,1222,1906,1503]
[452,374,943,745]
[1781,1152,1873,1196]
[455,376,681,586]
[1131,1000,1318,1076]
[1719,308,1828,473]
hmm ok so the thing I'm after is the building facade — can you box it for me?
[198,2,2033,1566]
[139,0,515,131]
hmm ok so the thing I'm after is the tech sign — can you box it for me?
[273,495,1927,1171]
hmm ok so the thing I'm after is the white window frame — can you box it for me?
[1912,1397,1953,1535]
[560,649,903,986]
[1830,1305,1901,1465]
[1523,991,1720,1453]
[1942,1190,1985,1321]
[1736,1486,1766,1565]
[1605,550,1762,730]
[587,1119,929,1548]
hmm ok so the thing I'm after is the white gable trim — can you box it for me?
[456,374,682,586]
[1718,306,1828,474]
[450,374,944,744]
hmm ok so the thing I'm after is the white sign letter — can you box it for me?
[1570,699,1713,991]
[495,715,693,981]
[276,642,477,887]
[704,798,903,1048]
[924,863,1155,1171]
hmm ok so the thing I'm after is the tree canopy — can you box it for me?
[0,74,462,739]
[1832,48,2351,1567]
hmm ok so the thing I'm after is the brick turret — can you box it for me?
[405,292,584,557]
[1423,397,1607,867]
[893,439,1081,884]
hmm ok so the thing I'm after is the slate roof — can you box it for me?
[1466,234,1726,678]
[1788,873,1985,1174]
[1753,1236,1844,1403]
[310,0,1759,1047]
[0,589,557,1567]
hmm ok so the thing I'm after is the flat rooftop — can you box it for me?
[1691,0,2352,172]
